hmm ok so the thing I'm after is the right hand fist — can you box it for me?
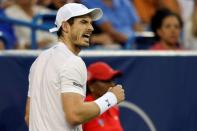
[108,84,125,104]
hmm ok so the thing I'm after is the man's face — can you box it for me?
[68,15,94,47]
[157,16,181,45]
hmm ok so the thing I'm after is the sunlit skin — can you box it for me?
[157,16,181,49]
[60,15,94,54]
[69,16,94,47]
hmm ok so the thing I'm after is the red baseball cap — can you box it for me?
[87,62,121,82]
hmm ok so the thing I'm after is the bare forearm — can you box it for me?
[72,101,100,124]
[61,93,100,126]
[25,97,30,127]
[25,115,29,127]
[110,32,128,43]
[62,89,124,127]
[99,22,128,43]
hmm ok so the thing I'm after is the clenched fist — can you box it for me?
[108,84,125,104]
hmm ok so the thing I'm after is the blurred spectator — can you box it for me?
[38,0,80,10]
[81,0,144,48]
[38,0,65,10]
[132,0,181,27]
[0,0,15,9]
[5,0,57,49]
[37,0,52,8]
[48,0,81,10]
[177,0,194,23]
[90,32,116,49]
[83,61,123,131]
[132,0,157,26]
[184,0,197,50]
[159,0,181,16]
[0,9,18,49]
[149,9,183,50]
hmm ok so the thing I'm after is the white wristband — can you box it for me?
[94,92,117,115]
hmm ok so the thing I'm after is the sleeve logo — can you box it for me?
[73,82,83,88]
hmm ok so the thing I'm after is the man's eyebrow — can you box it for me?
[80,19,93,24]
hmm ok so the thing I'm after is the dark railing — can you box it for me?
[0,13,56,49]
[31,13,56,49]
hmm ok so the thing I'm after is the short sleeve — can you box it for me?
[59,57,87,96]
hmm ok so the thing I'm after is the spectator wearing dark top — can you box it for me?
[149,8,183,50]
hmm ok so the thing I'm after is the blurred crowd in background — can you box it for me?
[0,0,196,50]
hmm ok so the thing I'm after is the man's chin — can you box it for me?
[76,42,90,48]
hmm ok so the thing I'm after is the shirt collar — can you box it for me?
[58,41,76,56]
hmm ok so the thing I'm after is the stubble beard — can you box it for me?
[72,32,90,48]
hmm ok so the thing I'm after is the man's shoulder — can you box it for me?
[66,56,85,70]
[48,44,86,69]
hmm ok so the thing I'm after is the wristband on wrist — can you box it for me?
[94,92,117,115]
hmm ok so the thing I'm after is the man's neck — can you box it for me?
[59,37,81,55]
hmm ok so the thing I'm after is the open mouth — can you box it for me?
[82,33,92,43]
[82,34,91,39]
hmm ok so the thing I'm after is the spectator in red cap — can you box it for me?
[83,61,123,131]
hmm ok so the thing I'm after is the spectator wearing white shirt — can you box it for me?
[5,0,57,49]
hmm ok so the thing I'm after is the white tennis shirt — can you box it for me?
[28,42,87,131]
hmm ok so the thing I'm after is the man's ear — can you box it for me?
[61,22,70,33]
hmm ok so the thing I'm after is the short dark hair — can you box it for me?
[56,17,75,37]
[57,27,62,37]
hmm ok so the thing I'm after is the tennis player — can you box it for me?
[25,3,125,131]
